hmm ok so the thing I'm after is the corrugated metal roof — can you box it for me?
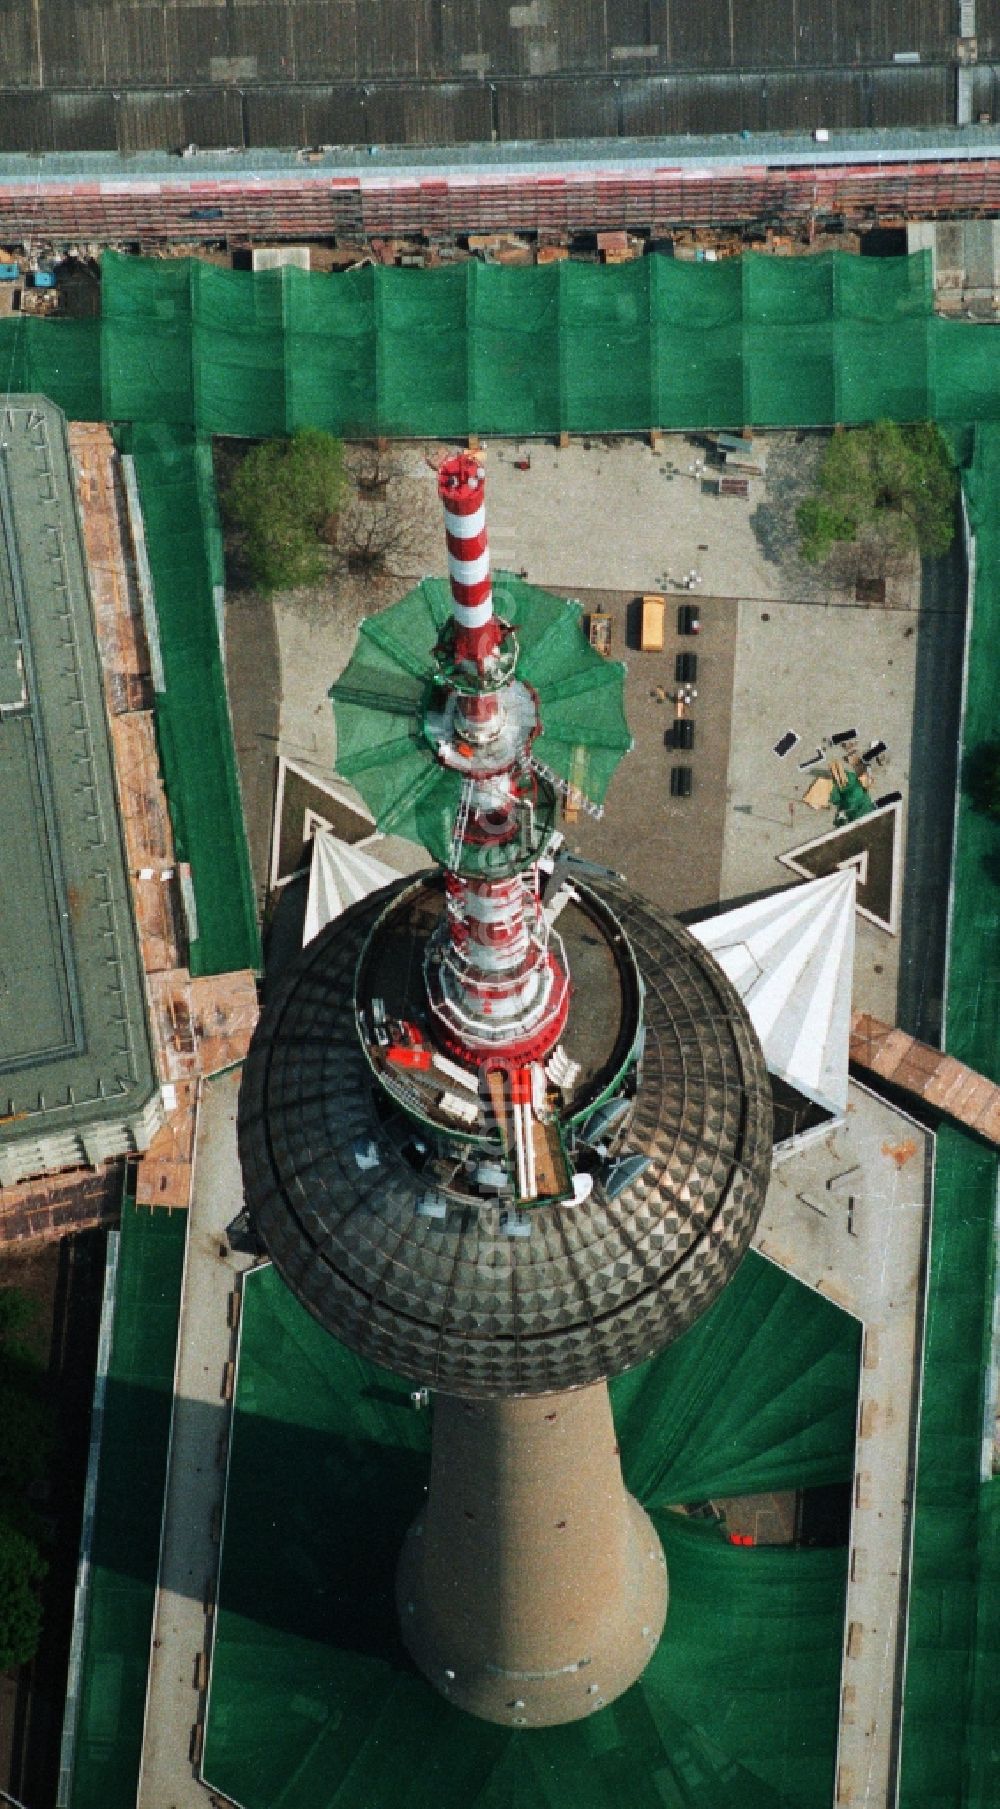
[0,0,971,155]
[243,87,363,148]
[117,88,245,155]
[0,93,53,155]
[870,64,953,128]
[497,77,620,142]
[366,82,493,147]
[979,0,1000,58]
[0,67,975,155]
[1,0,965,95]
[0,10,37,87]
[50,90,119,152]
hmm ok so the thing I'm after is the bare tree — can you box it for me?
[334,444,433,579]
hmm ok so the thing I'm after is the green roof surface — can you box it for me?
[67,1200,187,1809]
[119,423,262,977]
[204,1256,859,1809]
[0,397,157,1140]
[896,423,1000,1809]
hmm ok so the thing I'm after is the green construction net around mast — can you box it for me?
[330,573,632,872]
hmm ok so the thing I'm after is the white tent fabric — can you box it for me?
[690,871,856,1115]
[303,831,400,946]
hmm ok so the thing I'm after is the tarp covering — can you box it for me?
[120,423,261,976]
[94,249,939,437]
[67,1200,187,1809]
[896,421,1000,1809]
[331,574,631,862]
[690,873,855,1117]
[10,247,1000,438]
[898,1127,998,1809]
[303,830,399,946]
[613,1250,860,1505]
[203,1253,858,1809]
[947,427,1000,1078]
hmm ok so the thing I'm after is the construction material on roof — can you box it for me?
[640,593,666,651]
[692,872,856,1116]
[303,830,399,944]
[803,775,835,810]
[830,768,874,824]
[587,610,611,655]
[850,1015,1000,1147]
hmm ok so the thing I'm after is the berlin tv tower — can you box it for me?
[238,452,773,1726]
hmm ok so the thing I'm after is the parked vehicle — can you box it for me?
[640,594,666,651]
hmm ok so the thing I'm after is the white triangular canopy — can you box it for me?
[690,871,856,1115]
[303,830,400,946]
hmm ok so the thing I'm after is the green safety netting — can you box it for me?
[331,574,631,862]
[895,426,1000,1809]
[118,422,262,977]
[6,247,1000,439]
[0,315,101,421]
[68,1200,187,1809]
[947,426,1000,1078]
[203,1253,857,1809]
[92,247,945,437]
[613,1252,860,1505]
[967,1477,1000,1803]
[897,1128,998,1809]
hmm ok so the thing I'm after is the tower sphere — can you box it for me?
[238,869,773,1396]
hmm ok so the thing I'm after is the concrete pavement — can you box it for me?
[755,1088,933,1809]
[136,1069,253,1809]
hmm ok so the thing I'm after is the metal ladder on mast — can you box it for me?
[449,776,476,868]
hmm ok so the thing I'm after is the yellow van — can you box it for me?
[640,593,666,652]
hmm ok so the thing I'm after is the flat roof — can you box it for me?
[0,397,157,1142]
[0,0,968,95]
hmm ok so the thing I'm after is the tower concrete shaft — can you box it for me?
[396,1384,668,1727]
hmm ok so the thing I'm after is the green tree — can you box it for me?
[0,1288,51,1674]
[796,421,957,565]
[0,1527,46,1672]
[796,495,860,565]
[225,429,346,591]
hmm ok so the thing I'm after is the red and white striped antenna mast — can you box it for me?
[424,452,569,1077]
